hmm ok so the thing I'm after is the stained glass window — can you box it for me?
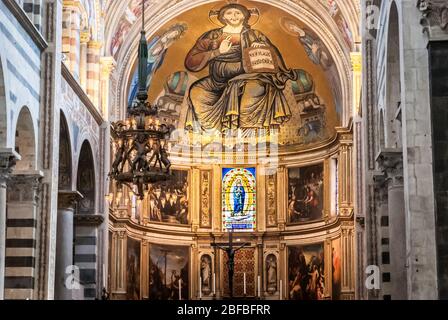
[222,168,256,232]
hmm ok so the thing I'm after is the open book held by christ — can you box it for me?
[243,46,280,74]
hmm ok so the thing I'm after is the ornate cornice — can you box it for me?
[74,214,105,226]
[418,0,448,36]
[8,170,44,203]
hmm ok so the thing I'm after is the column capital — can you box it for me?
[0,148,21,182]
[376,149,404,187]
[8,170,44,203]
[80,31,91,44]
[63,0,83,11]
[87,40,103,50]
[100,56,116,76]
[58,190,83,211]
[418,0,448,38]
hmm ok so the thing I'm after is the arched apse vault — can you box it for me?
[107,0,359,128]
[77,140,96,214]
[59,111,73,190]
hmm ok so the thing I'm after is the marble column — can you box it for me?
[55,191,82,300]
[4,171,43,300]
[79,32,90,91]
[377,149,407,299]
[86,41,102,108]
[61,4,72,64]
[68,3,81,79]
[0,149,20,300]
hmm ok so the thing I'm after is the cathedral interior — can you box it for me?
[0,0,447,301]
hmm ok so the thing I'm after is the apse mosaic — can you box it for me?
[288,243,325,300]
[149,244,189,300]
[222,167,256,232]
[126,0,341,147]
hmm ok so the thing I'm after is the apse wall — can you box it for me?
[108,0,357,301]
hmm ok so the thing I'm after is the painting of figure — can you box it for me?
[184,2,300,133]
[149,244,189,300]
[288,244,325,300]
[288,164,324,223]
[126,237,141,300]
[148,170,189,225]
[280,17,333,70]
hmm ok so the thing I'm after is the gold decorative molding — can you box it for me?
[80,31,91,44]
[350,52,362,73]
[200,170,212,228]
[87,40,103,50]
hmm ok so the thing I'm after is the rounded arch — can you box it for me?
[59,111,73,190]
[385,1,402,149]
[77,140,96,214]
[14,106,36,171]
[0,55,7,147]
[113,0,354,127]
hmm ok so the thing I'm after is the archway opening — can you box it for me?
[14,107,36,171]
[385,3,402,149]
[59,112,72,190]
[77,140,96,214]
[74,140,99,300]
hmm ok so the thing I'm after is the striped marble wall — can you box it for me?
[1,0,43,300]
[0,0,41,148]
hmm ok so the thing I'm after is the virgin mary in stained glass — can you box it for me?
[232,179,245,216]
[222,168,256,231]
